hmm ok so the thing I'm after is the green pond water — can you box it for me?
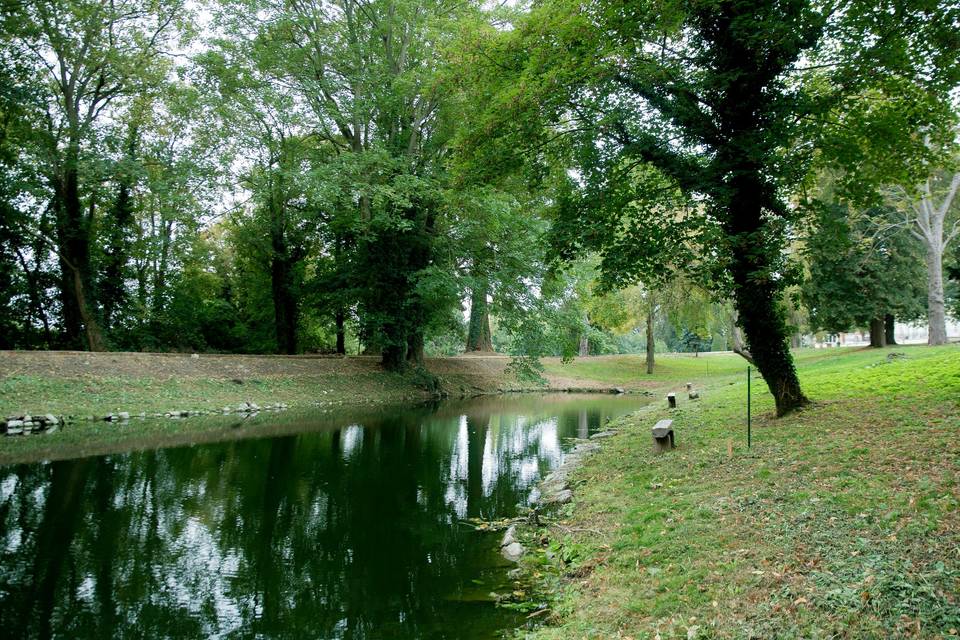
[0,393,646,639]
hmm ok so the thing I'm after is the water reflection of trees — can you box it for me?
[0,397,628,639]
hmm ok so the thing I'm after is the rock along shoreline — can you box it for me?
[498,424,624,563]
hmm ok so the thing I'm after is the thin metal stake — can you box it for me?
[747,365,752,449]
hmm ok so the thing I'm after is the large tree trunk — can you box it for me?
[270,253,298,354]
[53,160,82,345]
[869,317,886,348]
[465,281,493,352]
[578,334,589,357]
[726,173,807,414]
[381,347,404,370]
[885,314,897,345]
[923,244,948,345]
[709,2,808,415]
[734,284,807,416]
[374,204,434,371]
[268,183,299,355]
[645,303,655,375]
[100,178,132,330]
[379,311,407,370]
[72,265,105,351]
[912,172,958,346]
[730,309,753,364]
[406,331,424,366]
[53,147,103,350]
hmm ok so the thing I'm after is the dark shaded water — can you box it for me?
[0,393,644,639]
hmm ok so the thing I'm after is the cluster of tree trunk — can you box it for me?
[867,314,900,348]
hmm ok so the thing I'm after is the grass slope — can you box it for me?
[523,345,960,639]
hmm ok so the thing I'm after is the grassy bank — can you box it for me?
[0,349,637,463]
[519,344,960,639]
[0,351,525,417]
[0,350,521,462]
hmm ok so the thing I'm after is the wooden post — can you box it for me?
[667,393,677,409]
[747,366,752,448]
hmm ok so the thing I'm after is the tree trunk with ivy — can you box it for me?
[269,188,300,355]
[53,143,104,351]
[100,127,138,332]
[725,174,808,415]
[733,283,808,416]
[707,0,811,416]
[406,331,425,366]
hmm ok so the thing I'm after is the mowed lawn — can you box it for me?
[524,345,960,639]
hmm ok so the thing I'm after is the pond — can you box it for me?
[0,393,646,639]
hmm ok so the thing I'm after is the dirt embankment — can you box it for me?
[0,350,626,389]
[0,350,505,381]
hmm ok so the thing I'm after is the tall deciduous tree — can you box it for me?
[7,0,182,350]
[802,202,926,346]
[456,188,547,355]
[457,0,960,414]
[198,20,318,355]
[887,170,960,345]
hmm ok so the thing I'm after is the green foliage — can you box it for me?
[675,328,712,354]
[949,244,960,320]
[455,0,960,412]
[0,0,953,370]
[802,201,926,332]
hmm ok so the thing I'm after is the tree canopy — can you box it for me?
[0,0,957,401]
[453,0,960,413]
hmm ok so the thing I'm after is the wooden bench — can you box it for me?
[652,419,675,453]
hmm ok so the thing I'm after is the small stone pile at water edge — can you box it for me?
[2,414,64,437]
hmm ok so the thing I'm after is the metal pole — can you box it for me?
[747,365,752,449]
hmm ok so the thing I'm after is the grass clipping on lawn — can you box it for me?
[523,346,960,639]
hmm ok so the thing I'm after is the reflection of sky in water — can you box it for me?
[341,424,364,460]
[0,394,644,639]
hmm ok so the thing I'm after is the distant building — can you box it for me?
[812,318,960,347]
